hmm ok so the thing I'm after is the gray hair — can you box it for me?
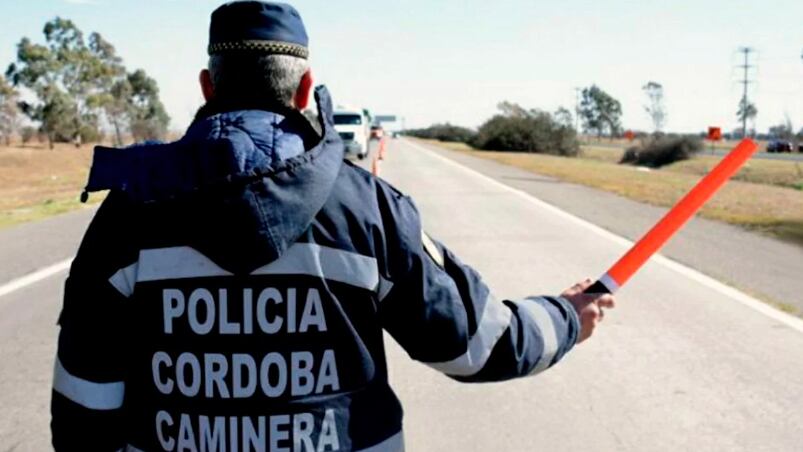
[208,53,309,108]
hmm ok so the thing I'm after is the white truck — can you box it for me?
[333,107,370,160]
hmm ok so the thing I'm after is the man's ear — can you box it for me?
[199,69,215,101]
[294,69,313,110]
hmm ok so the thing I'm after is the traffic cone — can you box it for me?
[378,138,386,160]
[371,155,381,177]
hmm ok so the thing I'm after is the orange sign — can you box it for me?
[624,130,635,141]
[707,127,722,141]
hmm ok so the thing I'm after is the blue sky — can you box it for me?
[1,0,801,133]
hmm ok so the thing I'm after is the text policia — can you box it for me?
[152,285,342,451]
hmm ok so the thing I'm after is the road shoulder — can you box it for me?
[410,139,803,315]
[0,208,95,284]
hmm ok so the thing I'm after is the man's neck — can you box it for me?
[192,97,296,124]
[190,98,321,150]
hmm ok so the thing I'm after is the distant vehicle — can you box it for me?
[766,140,794,153]
[333,108,369,160]
[370,125,384,140]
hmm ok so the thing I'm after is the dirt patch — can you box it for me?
[0,143,100,229]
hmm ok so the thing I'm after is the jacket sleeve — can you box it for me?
[51,192,138,450]
[376,186,580,382]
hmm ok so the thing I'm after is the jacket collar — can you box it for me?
[84,85,342,202]
[82,86,345,271]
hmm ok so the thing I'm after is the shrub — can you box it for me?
[78,125,103,144]
[620,136,702,168]
[36,129,48,144]
[472,111,579,156]
[131,118,168,142]
[405,123,476,143]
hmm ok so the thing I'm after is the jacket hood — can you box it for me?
[83,86,345,273]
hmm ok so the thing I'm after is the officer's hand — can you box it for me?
[561,279,616,343]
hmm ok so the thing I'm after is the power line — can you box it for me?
[736,47,756,137]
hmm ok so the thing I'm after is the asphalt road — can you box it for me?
[1,139,803,450]
[414,140,803,314]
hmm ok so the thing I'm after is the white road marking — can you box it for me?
[0,258,72,299]
[402,139,803,334]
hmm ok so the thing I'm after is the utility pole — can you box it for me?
[737,47,755,138]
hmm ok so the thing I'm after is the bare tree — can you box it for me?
[768,114,795,140]
[642,81,666,133]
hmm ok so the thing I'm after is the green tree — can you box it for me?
[496,101,530,118]
[126,69,170,141]
[579,85,622,138]
[404,123,475,143]
[85,31,127,145]
[7,18,92,147]
[642,81,666,133]
[0,75,21,145]
[105,78,132,146]
[6,17,170,147]
[472,102,579,156]
[20,126,36,145]
[90,48,170,144]
[5,36,71,148]
[553,107,573,128]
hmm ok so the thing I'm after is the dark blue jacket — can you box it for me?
[51,87,580,451]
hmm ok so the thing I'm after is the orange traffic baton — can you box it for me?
[378,138,387,160]
[585,138,759,294]
[371,155,381,177]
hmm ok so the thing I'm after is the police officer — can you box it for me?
[51,2,615,450]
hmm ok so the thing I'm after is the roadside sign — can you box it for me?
[624,130,635,141]
[707,127,722,141]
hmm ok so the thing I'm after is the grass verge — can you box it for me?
[0,143,100,230]
[581,145,803,189]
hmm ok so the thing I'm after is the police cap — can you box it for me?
[208,1,309,59]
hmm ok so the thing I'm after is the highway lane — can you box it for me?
[0,276,62,452]
[1,138,802,450]
[0,207,95,284]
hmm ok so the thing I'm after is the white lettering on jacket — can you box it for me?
[162,287,327,336]
[155,411,342,452]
